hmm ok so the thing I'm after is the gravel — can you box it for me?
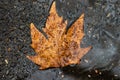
[0,0,120,80]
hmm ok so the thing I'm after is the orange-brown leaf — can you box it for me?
[27,2,91,69]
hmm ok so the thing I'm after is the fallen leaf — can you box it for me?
[27,1,91,69]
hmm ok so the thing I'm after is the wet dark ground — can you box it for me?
[0,0,120,80]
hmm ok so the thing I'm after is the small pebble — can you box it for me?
[99,72,102,75]
[8,48,11,52]
[61,74,64,78]
[88,74,91,78]
[6,70,9,74]
[114,75,118,77]
[5,59,8,64]
[84,59,89,63]
[107,13,111,17]
[95,69,99,74]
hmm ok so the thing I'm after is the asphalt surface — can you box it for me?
[0,0,120,80]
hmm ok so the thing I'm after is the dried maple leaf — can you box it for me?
[27,2,91,69]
